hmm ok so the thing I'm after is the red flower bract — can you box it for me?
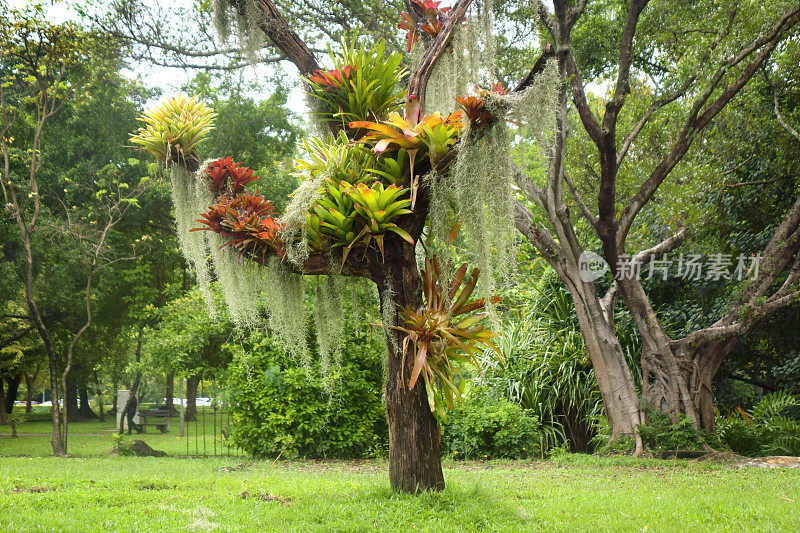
[398,0,453,52]
[192,193,285,259]
[308,65,355,89]
[205,156,260,196]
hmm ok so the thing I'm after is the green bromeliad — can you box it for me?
[130,95,216,160]
[307,179,414,267]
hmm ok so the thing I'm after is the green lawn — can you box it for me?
[2,419,799,531]
[0,453,798,531]
[0,413,240,458]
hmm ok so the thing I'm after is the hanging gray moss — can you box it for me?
[258,256,311,368]
[423,1,496,115]
[315,276,345,389]
[485,58,560,153]
[428,121,515,322]
[210,0,267,65]
[169,162,216,311]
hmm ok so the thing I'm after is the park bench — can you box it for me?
[137,409,171,434]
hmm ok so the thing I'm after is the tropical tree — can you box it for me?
[128,0,541,492]
[0,7,148,454]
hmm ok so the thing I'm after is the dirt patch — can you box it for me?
[13,486,55,493]
[237,490,293,504]
[733,456,800,469]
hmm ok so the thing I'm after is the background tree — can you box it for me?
[0,7,148,454]
[510,0,800,450]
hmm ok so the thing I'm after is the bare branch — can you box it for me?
[407,0,473,112]
[564,170,597,228]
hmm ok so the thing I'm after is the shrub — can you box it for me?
[226,328,387,459]
[441,391,543,460]
[715,390,800,457]
[638,410,706,451]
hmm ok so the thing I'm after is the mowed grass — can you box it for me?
[0,414,241,458]
[0,454,799,532]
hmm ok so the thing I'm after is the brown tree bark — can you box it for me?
[378,246,445,493]
[0,380,7,425]
[165,373,176,415]
[24,376,33,414]
[65,379,81,422]
[185,375,199,423]
[78,385,98,420]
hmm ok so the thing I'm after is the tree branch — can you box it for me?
[618,5,800,246]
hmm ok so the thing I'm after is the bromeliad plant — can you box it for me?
[309,178,414,267]
[130,95,216,160]
[205,156,260,196]
[389,256,501,426]
[399,0,453,52]
[294,132,375,185]
[456,83,510,129]
[347,181,414,260]
[351,110,464,206]
[306,37,407,128]
[193,193,285,260]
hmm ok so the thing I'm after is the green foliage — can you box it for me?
[639,410,706,452]
[478,265,605,452]
[143,287,235,379]
[442,391,542,460]
[715,391,800,457]
[226,330,387,459]
[389,257,501,426]
[306,37,407,128]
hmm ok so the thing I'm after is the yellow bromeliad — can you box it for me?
[130,95,216,161]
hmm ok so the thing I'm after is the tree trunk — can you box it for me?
[97,390,105,422]
[641,336,738,434]
[5,376,20,414]
[65,379,81,422]
[79,385,98,420]
[165,373,176,415]
[618,275,740,434]
[0,380,7,425]
[378,246,444,493]
[553,260,645,452]
[24,374,34,414]
[48,349,65,456]
[185,375,199,423]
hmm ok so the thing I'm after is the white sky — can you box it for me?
[8,0,308,116]
[9,0,593,118]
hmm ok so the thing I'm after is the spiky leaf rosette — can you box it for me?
[388,256,501,426]
[399,0,453,51]
[193,193,285,260]
[205,156,260,196]
[309,178,415,268]
[305,37,407,128]
[130,95,216,160]
[351,111,464,207]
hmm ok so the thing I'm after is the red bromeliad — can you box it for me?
[193,193,285,259]
[399,0,453,52]
[307,65,355,89]
[205,156,260,196]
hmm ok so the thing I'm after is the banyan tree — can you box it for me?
[130,0,556,492]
